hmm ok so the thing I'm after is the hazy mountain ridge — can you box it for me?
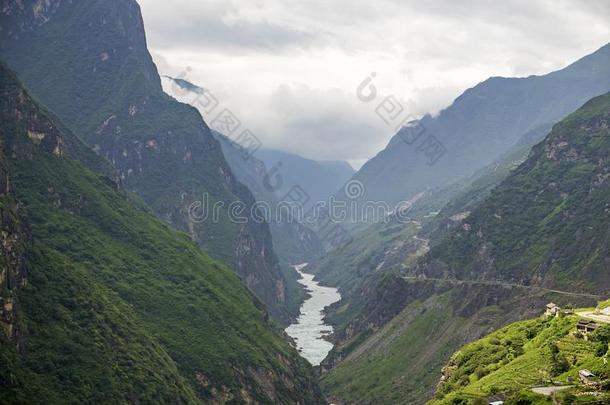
[341,43,610,214]
[163,73,354,261]
[162,75,356,205]
[256,149,355,205]
[420,91,610,292]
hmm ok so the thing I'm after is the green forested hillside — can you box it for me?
[431,311,610,404]
[0,64,323,404]
[213,131,325,265]
[320,281,588,405]
[424,92,610,292]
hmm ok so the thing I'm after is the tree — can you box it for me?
[595,341,608,357]
[549,343,569,376]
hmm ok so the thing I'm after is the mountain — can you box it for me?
[211,131,325,265]
[320,91,610,404]
[0,0,296,322]
[313,147,539,404]
[161,75,356,252]
[0,63,324,404]
[210,130,325,314]
[318,160,356,184]
[321,282,585,405]
[340,43,610,220]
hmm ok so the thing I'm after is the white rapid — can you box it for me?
[285,263,341,366]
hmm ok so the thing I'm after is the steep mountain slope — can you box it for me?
[421,92,610,292]
[321,283,588,405]
[0,0,294,322]
[211,131,325,314]
[321,92,610,404]
[318,160,355,186]
[0,63,324,404]
[161,76,329,264]
[341,43,610,213]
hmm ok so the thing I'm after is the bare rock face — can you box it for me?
[0,79,32,347]
[0,173,28,346]
[0,158,25,344]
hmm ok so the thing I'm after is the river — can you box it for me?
[285,263,341,366]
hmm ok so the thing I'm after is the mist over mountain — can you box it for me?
[162,75,356,205]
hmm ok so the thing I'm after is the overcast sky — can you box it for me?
[138,0,610,169]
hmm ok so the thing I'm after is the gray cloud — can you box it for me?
[265,85,389,164]
[147,16,322,53]
[140,1,325,53]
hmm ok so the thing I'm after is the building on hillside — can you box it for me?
[576,319,599,337]
[545,303,561,317]
[578,369,597,386]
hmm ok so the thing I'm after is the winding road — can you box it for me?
[401,276,604,299]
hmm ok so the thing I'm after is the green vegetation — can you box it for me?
[315,143,535,404]
[322,294,456,404]
[431,312,610,405]
[320,285,578,405]
[213,131,325,265]
[315,142,532,346]
[0,64,322,403]
[312,215,430,339]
